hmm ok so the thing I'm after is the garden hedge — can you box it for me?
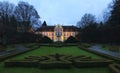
[78,46,120,62]
[4,54,113,69]
[39,60,72,69]
[5,59,39,67]
[24,56,48,61]
[0,45,39,61]
[109,64,120,73]
[73,59,113,68]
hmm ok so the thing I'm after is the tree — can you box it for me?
[81,23,99,42]
[103,9,111,23]
[77,13,96,28]
[0,1,16,45]
[77,13,99,42]
[107,0,120,25]
[102,1,113,23]
[14,1,40,32]
[0,1,15,26]
[105,0,120,43]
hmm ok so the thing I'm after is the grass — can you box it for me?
[0,46,110,73]
[11,46,102,59]
[102,45,120,53]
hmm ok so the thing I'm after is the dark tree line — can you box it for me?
[77,0,120,44]
[0,1,41,45]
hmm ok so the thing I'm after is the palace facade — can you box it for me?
[36,21,79,42]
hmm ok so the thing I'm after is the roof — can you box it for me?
[63,26,79,32]
[36,26,54,32]
[36,25,79,32]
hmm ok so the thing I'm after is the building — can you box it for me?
[36,21,79,42]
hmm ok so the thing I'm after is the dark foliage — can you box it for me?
[39,36,53,43]
[105,0,120,44]
[77,0,120,44]
[0,1,40,45]
[7,32,41,44]
[64,36,78,43]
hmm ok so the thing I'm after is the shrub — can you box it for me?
[64,36,78,43]
[109,64,120,73]
[109,46,119,52]
[39,36,53,43]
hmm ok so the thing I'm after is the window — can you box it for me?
[71,32,73,36]
[52,32,54,36]
[72,32,75,36]
[64,33,66,36]
[47,32,48,36]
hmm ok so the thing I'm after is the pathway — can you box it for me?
[88,45,120,59]
[0,46,28,56]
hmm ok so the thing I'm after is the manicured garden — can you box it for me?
[0,46,110,73]
[11,46,103,59]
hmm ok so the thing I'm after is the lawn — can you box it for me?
[102,44,120,53]
[0,46,110,73]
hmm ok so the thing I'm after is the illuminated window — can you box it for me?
[72,32,75,36]
[52,32,54,36]
[64,33,66,36]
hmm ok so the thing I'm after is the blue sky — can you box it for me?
[1,0,112,25]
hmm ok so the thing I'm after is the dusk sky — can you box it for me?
[0,0,112,25]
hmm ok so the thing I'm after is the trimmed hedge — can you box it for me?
[39,43,79,47]
[73,59,113,68]
[24,56,49,61]
[39,60,72,69]
[73,55,92,61]
[38,54,72,69]
[60,55,73,61]
[109,64,120,73]
[4,54,113,69]
[5,59,39,67]
[78,46,120,62]
[80,43,91,48]
[0,45,39,61]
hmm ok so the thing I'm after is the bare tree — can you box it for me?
[14,1,40,32]
[0,1,15,45]
[102,1,113,23]
[77,13,96,28]
[0,1,15,25]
